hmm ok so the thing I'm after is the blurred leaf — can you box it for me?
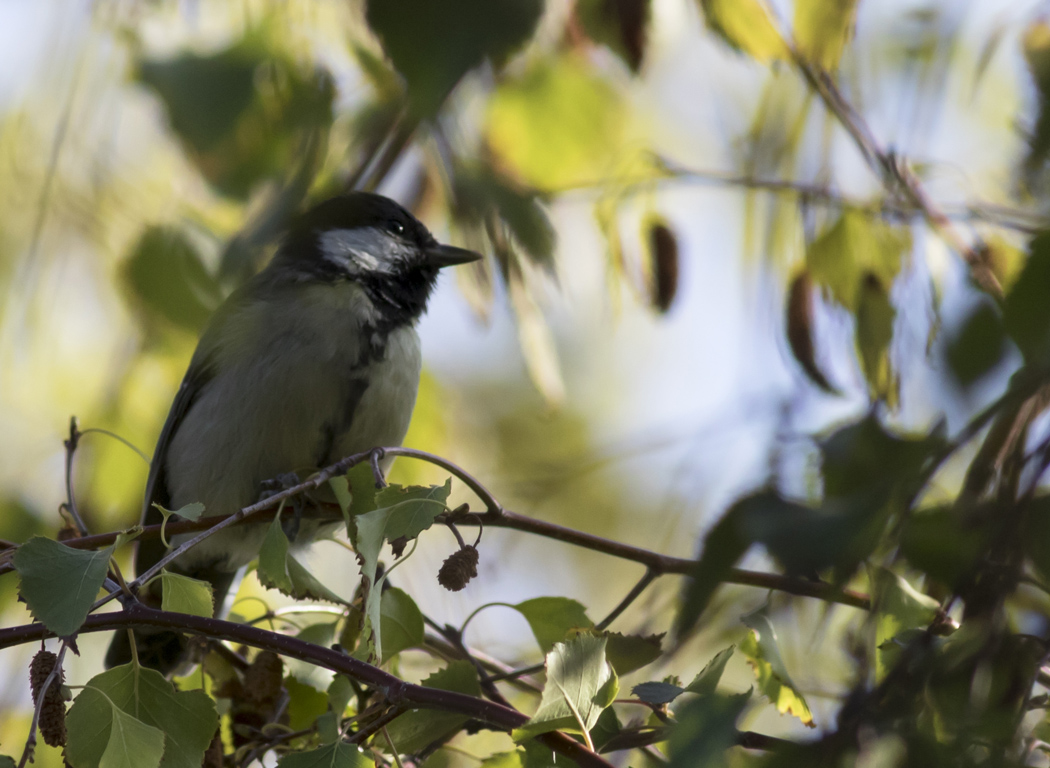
[667,691,751,768]
[1023,21,1050,188]
[806,210,910,313]
[577,0,652,72]
[385,662,481,753]
[871,567,940,679]
[508,271,567,405]
[379,586,424,661]
[277,743,374,768]
[14,538,114,637]
[900,506,989,588]
[284,675,330,731]
[856,273,898,406]
[633,681,686,704]
[675,506,750,640]
[366,0,542,115]
[589,706,623,752]
[138,32,334,199]
[1023,496,1050,582]
[696,0,789,62]
[1003,232,1050,364]
[66,665,217,768]
[513,634,618,741]
[123,227,221,334]
[786,270,836,392]
[945,301,1007,387]
[453,163,555,265]
[740,612,815,727]
[487,56,626,190]
[793,0,859,69]
[514,597,595,653]
[686,645,736,695]
[820,414,941,499]
[603,631,662,674]
[159,572,214,618]
[983,235,1026,294]
[644,218,680,313]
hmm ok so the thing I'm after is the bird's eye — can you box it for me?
[388,220,406,236]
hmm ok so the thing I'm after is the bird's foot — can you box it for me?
[258,472,310,542]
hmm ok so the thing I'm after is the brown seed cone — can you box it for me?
[242,651,284,706]
[438,545,479,592]
[30,650,67,747]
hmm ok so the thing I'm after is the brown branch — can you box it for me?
[791,55,1004,299]
[0,605,613,768]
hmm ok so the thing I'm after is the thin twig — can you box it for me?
[595,568,658,631]
[62,417,89,536]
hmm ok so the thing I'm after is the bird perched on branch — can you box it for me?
[106,192,481,672]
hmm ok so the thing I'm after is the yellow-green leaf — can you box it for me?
[487,56,626,190]
[159,572,214,618]
[696,0,789,62]
[871,567,939,680]
[856,274,898,406]
[793,0,859,69]
[739,613,815,728]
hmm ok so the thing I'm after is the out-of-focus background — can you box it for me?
[0,0,1047,763]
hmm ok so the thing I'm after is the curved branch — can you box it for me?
[0,605,612,768]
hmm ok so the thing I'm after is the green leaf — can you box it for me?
[257,512,345,604]
[327,675,354,718]
[277,742,375,768]
[366,0,542,115]
[576,0,652,72]
[675,508,750,640]
[513,597,594,653]
[900,506,989,587]
[379,587,424,661]
[696,0,789,62]
[667,691,751,768]
[159,572,214,618]
[66,664,218,768]
[807,210,910,313]
[123,228,220,333]
[346,463,380,519]
[385,661,482,754]
[355,482,449,661]
[739,613,814,728]
[632,681,685,705]
[1004,232,1050,363]
[603,631,662,675]
[513,634,618,741]
[856,273,898,406]
[946,301,1008,387]
[685,645,736,695]
[0,757,15,768]
[100,708,166,768]
[452,162,555,265]
[479,752,526,768]
[285,675,331,732]
[138,33,333,199]
[486,57,628,191]
[871,567,940,679]
[793,0,859,69]
[14,537,115,637]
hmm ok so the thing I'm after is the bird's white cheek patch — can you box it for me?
[319,228,390,273]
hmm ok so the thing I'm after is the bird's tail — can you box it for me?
[104,568,237,675]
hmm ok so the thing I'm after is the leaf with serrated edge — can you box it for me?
[380,587,424,661]
[632,681,685,705]
[14,537,114,637]
[514,597,594,653]
[513,634,617,741]
[686,646,735,695]
[159,572,213,618]
[739,613,814,727]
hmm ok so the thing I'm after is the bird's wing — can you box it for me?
[134,351,219,577]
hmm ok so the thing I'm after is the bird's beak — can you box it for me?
[424,243,483,268]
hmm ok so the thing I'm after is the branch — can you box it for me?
[0,605,613,768]
[791,56,1004,299]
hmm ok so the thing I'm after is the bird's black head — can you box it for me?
[274,192,481,327]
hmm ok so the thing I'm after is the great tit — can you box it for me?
[105,192,482,672]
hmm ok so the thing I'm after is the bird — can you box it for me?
[106,192,481,672]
